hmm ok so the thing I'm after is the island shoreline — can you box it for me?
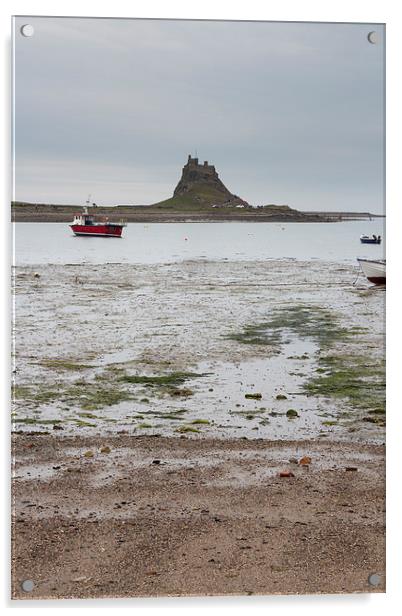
[12,203,382,224]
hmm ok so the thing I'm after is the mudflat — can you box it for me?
[11,258,385,598]
[12,434,385,599]
[12,260,385,441]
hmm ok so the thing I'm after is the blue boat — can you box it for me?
[360,234,381,244]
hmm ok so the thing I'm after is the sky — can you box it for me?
[13,17,385,212]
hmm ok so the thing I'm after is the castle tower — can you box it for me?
[172,155,248,206]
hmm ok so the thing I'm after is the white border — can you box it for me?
[2,1,401,614]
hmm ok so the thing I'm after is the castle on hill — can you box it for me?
[173,155,249,206]
[184,155,216,174]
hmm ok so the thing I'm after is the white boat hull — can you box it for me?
[357,258,386,285]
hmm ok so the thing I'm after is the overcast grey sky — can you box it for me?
[13,17,384,212]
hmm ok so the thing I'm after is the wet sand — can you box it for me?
[12,434,385,598]
[11,259,385,598]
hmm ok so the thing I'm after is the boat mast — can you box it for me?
[84,194,91,215]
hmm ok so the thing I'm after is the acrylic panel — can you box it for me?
[11,16,385,599]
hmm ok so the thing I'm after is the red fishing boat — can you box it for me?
[70,199,127,237]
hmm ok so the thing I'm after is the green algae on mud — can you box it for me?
[13,365,208,422]
[226,304,353,348]
[74,419,97,428]
[12,415,99,429]
[304,354,385,416]
[118,372,208,387]
[227,303,384,422]
[39,359,95,371]
[191,419,211,425]
[168,387,194,398]
[63,382,133,411]
[12,385,33,400]
[12,417,63,426]
[175,425,201,433]
[20,388,61,405]
[13,379,133,412]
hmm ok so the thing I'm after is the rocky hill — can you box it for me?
[152,155,249,209]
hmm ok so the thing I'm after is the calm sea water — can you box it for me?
[13,220,385,266]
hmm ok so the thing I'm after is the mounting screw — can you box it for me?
[21,579,34,592]
[20,24,34,37]
[368,573,381,587]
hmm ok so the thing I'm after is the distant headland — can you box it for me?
[12,155,383,223]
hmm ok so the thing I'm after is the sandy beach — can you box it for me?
[11,258,385,598]
[12,434,385,598]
